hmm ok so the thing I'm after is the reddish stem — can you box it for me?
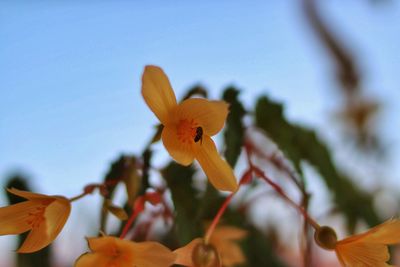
[254,167,319,230]
[204,192,236,244]
[120,208,142,239]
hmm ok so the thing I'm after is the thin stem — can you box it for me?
[120,208,141,239]
[69,191,89,202]
[204,192,236,244]
[245,142,320,230]
[255,168,319,230]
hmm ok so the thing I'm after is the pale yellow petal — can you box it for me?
[195,136,238,192]
[132,241,176,267]
[7,188,50,200]
[18,196,71,253]
[173,238,203,266]
[335,241,391,267]
[0,201,39,235]
[74,253,110,267]
[142,65,178,125]
[176,98,229,136]
[162,125,195,166]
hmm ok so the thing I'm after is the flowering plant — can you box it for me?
[1,65,399,267]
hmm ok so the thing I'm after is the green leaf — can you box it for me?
[181,85,208,100]
[100,155,139,231]
[223,87,246,168]
[103,199,129,220]
[254,96,379,229]
[240,227,288,267]
[162,162,203,244]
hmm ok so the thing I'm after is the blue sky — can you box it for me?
[1,0,400,265]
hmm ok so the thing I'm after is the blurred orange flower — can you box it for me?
[0,188,71,253]
[75,235,176,267]
[141,65,238,192]
[315,219,400,266]
[174,226,246,267]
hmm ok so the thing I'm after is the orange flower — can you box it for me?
[314,219,400,266]
[0,188,71,253]
[141,65,238,192]
[174,226,246,267]
[75,235,176,267]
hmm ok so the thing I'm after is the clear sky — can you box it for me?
[1,0,400,266]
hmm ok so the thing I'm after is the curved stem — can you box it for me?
[255,168,319,230]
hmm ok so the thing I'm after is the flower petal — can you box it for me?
[176,98,229,136]
[173,238,202,266]
[162,125,195,166]
[142,65,178,125]
[18,196,71,253]
[216,241,245,267]
[87,236,117,253]
[335,241,391,267]
[74,253,110,267]
[210,226,247,267]
[0,201,38,235]
[211,226,247,242]
[7,188,50,200]
[195,136,238,192]
[343,219,400,245]
[132,241,176,267]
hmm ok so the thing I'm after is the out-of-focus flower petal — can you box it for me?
[333,219,400,266]
[174,238,203,266]
[83,236,175,267]
[142,65,177,125]
[341,219,400,245]
[162,125,195,166]
[173,238,202,266]
[7,188,49,200]
[87,236,117,254]
[0,201,38,235]
[177,98,229,136]
[132,241,176,267]
[210,226,247,267]
[74,253,110,267]
[211,226,247,242]
[335,242,390,267]
[217,241,245,267]
[18,196,71,253]
[195,136,238,192]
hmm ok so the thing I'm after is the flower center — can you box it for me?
[26,199,53,228]
[177,119,201,144]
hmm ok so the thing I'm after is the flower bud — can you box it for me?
[192,242,221,267]
[314,226,338,250]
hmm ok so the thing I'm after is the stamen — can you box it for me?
[25,199,53,228]
[177,119,199,144]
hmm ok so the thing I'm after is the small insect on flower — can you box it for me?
[194,126,204,144]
